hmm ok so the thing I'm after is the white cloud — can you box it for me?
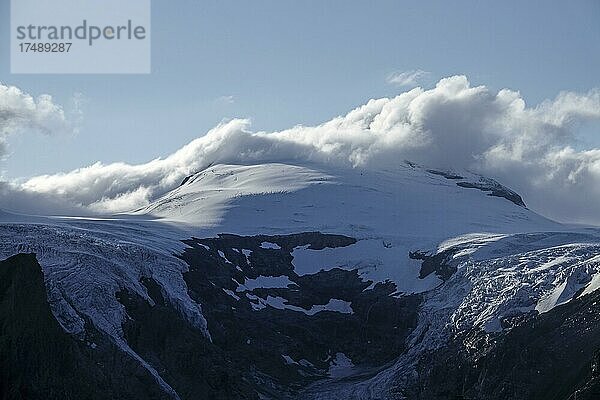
[6,76,600,224]
[0,83,73,158]
[386,69,429,87]
[215,95,235,104]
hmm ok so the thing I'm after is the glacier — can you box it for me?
[1,161,599,399]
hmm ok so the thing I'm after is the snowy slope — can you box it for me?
[131,162,562,293]
[133,162,558,236]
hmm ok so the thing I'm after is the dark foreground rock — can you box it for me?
[0,253,170,400]
[402,287,600,400]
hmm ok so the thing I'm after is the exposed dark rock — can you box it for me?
[424,168,526,207]
[403,287,600,400]
[282,268,371,308]
[409,250,456,281]
[178,232,421,397]
[117,279,259,400]
[179,174,194,186]
[426,169,465,180]
[0,253,170,400]
[456,178,526,207]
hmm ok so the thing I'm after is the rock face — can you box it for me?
[0,254,171,400]
[455,178,526,208]
[178,232,421,398]
[426,169,526,207]
[406,286,600,400]
[116,279,258,400]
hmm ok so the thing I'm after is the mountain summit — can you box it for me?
[1,161,599,399]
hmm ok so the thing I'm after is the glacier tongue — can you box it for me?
[0,222,209,338]
[0,221,209,400]
[439,233,600,333]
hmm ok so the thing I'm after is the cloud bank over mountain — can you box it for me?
[3,76,600,223]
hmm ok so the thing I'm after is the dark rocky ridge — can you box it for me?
[0,254,171,400]
[398,286,600,400]
[426,168,526,207]
[426,169,465,180]
[409,249,456,281]
[116,279,258,400]
[456,179,526,208]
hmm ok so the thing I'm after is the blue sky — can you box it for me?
[1,0,599,179]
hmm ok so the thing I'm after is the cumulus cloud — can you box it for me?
[386,69,429,87]
[0,83,72,158]
[7,76,600,224]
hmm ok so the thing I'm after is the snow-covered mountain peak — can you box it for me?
[131,163,331,227]
[130,161,558,238]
